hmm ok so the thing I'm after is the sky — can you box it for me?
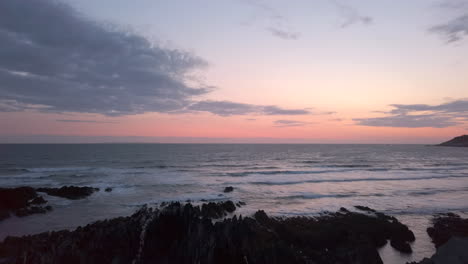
[1,0,468,143]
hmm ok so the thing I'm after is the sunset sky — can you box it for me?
[1,0,468,143]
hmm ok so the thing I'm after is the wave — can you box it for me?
[407,186,468,197]
[278,192,386,200]
[26,167,95,173]
[299,161,321,164]
[225,169,352,177]
[0,168,30,173]
[321,164,373,168]
[278,193,355,200]
[249,174,468,186]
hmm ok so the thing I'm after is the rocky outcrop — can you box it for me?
[36,186,99,200]
[408,213,468,264]
[438,135,468,147]
[0,202,415,264]
[223,186,234,193]
[0,187,51,221]
[408,237,468,264]
[426,213,468,248]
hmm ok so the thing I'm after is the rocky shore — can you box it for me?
[408,213,468,264]
[0,186,99,221]
[0,199,416,264]
[2,186,468,263]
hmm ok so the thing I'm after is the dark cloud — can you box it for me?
[436,0,468,9]
[274,120,313,127]
[187,100,311,116]
[389,100,468,114]
[331,0,373,28]
[0,0,210,116]
[430,14,468,42]
[266,27,300,40]
[240,0,300,40]
[354,114,458,128]
[354,100,468,128]
[430,1,468,42]
[56,119,117,124]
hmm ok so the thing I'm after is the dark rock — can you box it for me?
[354,205,376,212]
[235,201,246,207]
[201,201,236,218]
[426,213,468,248]
[221,200,236,213]
[0,187,50,221]
[390,238,412,253]
[30,196,47,204]
[15,206,49,217]
[438,135,468,147]
[105,187,113,192]
[37,186,99,200]
[0,202,414,264]
[223,186,234,193]
[407,237,468,264]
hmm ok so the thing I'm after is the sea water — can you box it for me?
[1,144,467,263]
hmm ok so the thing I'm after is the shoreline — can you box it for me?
[1,200,417,264]
[1,186,467,264]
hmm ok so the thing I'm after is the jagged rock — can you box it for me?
[223,186,234,193]
[0,187,50,221]
[354,205,376,212]
[30,196,47,205]
[235,201,246,207]
[105,187,113,192]
[426,213,468,248]
[0,203,415,264]
[37,186,99,200]
[407,237,468,264]
[390,238,412,253]
[201,201,236,218]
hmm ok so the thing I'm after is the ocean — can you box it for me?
[1,144,467,263]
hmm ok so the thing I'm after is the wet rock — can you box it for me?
[390,238,412,253]
[0,187,50,221]
[30,196,47,204]
[407,237,468,264]
[37,186,99,200]
[201,201,236,218]
[105,187,113,192]
[223,186,234,193]
[235,201,246,207]
[426,213,468,248]
[0,202,414,264]
[354,205,376,212]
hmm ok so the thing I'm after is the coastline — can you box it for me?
[1,200,416,264]
[1,187,467,264]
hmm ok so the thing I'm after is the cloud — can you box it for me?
[274,119,313,127]
[430,1,468,42]
[240,0,300,40]
[354,114,458,128]
[56,119,117,124]
[331,0,373,28]
[187,100,311,116]
[430,14,468,42]
[354,99,468,128]
[266,27,300,40]
[0,0,210,116]
[436,0,468,9]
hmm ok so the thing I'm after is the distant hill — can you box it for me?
[438,135,468,147]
